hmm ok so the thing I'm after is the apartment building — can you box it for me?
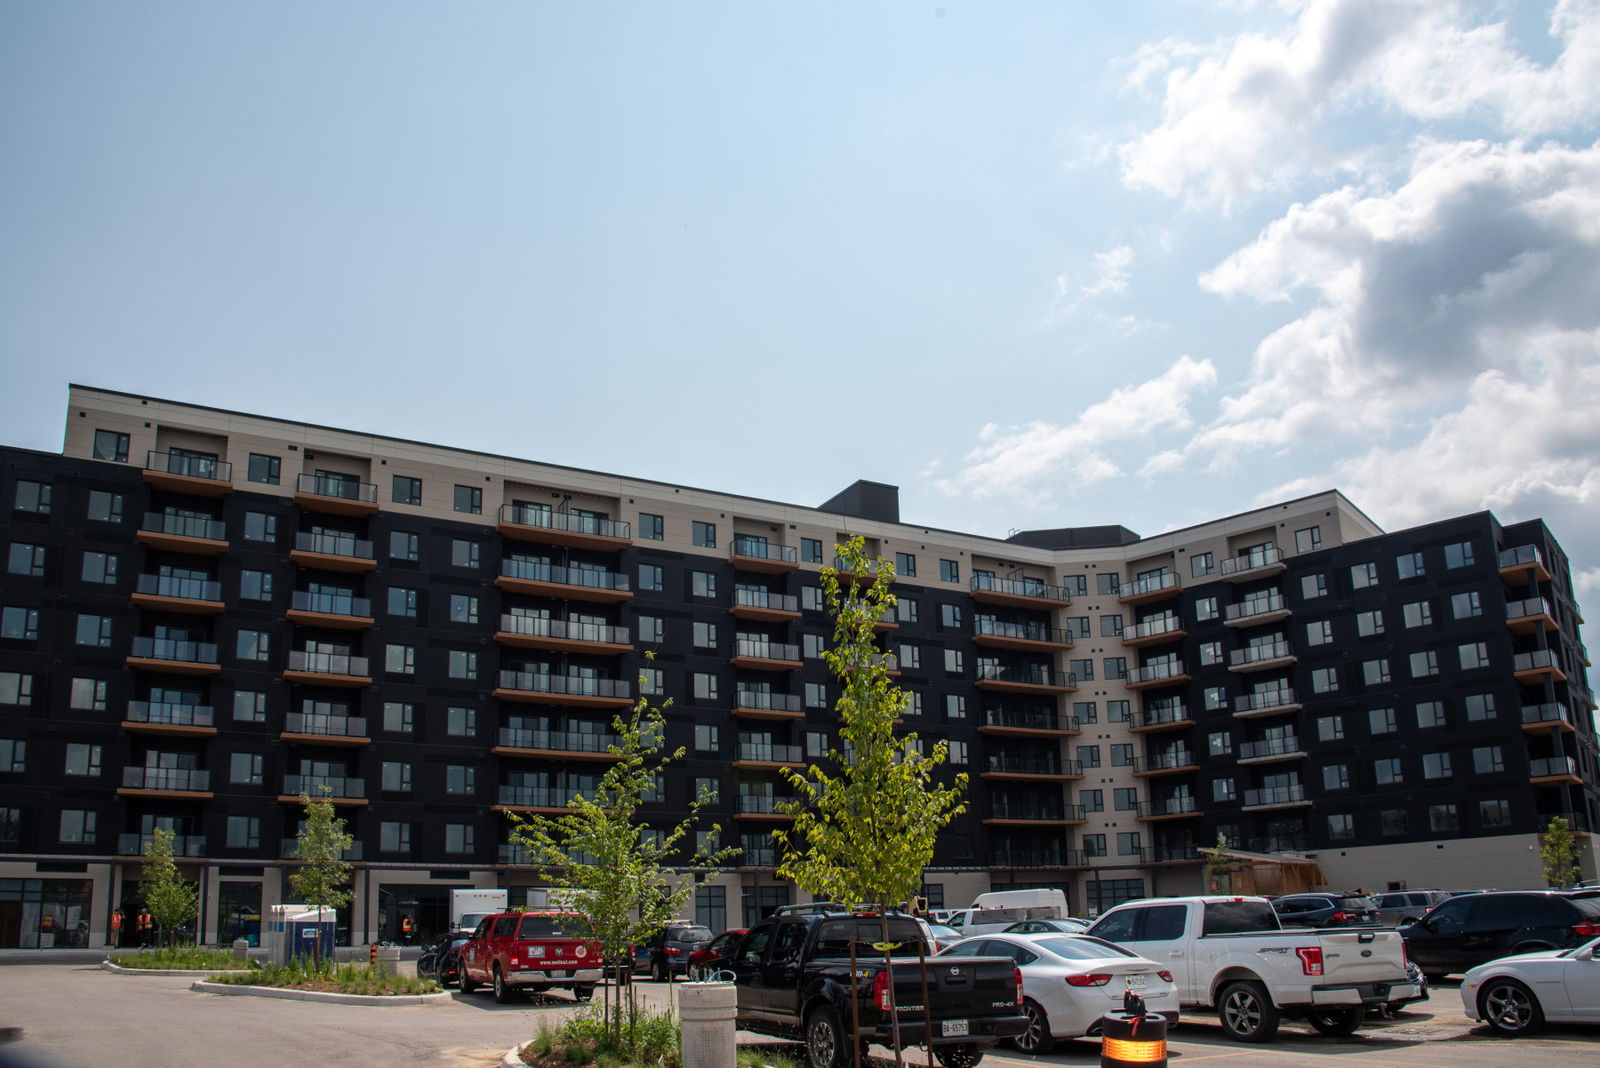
[0,385,1594,947]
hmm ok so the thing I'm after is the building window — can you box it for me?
[1070,658,1093,681]
[448,650,477,680]
[1362,658,1390,685]
[1450,591,1482,619]
[236,630,270,662]
[239,570,272,601]
[446,824,475,854]
[0,672,32,706]
[1194,596,1219,622]
[243,512,277,543]
[1327,814,1355,841]
[1111,744,1134,767]
[382,702,414,733]
[231,752,264,785]
[1479,799,1512,829]
[63,743,102,776]
[1317,714,1344,742]
[2,606,39,641]
[692,673,719,702]
[1457,641,1491,670]
[1191,552,1214,578]
[1117,832,1143,856]
[387,586,418,618]
[70,677,108,711]
[692,521,716,548]
[1429,804,1459,833]
[74,613,112,647]
[691,571,717,598]
[1107,700,1131,723]
[446,765,476,795]
[1443,540,1476,569]
[1199,640,1224,666]
[446,706,476,737]
[389,475,421,506]
[639,666,663,695]
[695,724,719,752]
[92,429,129,462]
[1103,657,1127,681]
[1305,620,1332,646]
[638,513,664,540]
[896,643,920,670]
[449,594,479,625]
[1212,778,1235,802]
[1356,610,1385,637]
[452,485,482,514]
[385,644,415,675]
[380,822,412,853]
[791,537,821,564]
[637,615,663,644]
[940,559,959,583]
[1395,551,1424,579]
[1082,835,1108,859]
[1208,731,1232,756]
[1374,757,1403,785]
[806,683,828,709]
[14,480,51,514]
[1300,573,1328,600]
[1065,616,1090,638]
[247,453,280,484]
[693,621,717,650]
[1074,701,1097,724]
[939,603,962,629]
[944,694,966,720]
[86,490,124,523]
[894,552,916,577]
[1369,707,1397,734]
[1311,667,1339,694]
[1294,526,1321,553]
[60,809,97,843]
[1096,573,1120,595]
[1062,575,1088,597]
[1099,614,1123,638]
[1323,764,1350,791]
[1402,600,1433,628]
[1349,562,1378,589]
[1463,693,1497,721]
[1081,789,1104,813]
[7,544,45,577]
[2,739,29,772]
[1203,686,1228,711]
[1112,787,1138,812]
[1423,752,1453,779]
[1409,650,1438,679]
[942,649,963,673]
[234,691,267,722]
[897,598,919,623]
[801,585,823,612]
[1077,745,1101,769]
[1381,809,1408,836]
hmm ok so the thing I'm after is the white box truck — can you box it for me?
[451,889,508,933]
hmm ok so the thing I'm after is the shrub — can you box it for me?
[525,1004,681,1067]
[208,959,438,995]
[110,946,247,970]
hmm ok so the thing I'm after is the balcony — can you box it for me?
[832,556,892,586]
[1238,736,1306,764]
[1506,597,1559,635]
[280,775,366,805]
[981,754,1084,782]
[1121,616,1186,649]
[496,560,633,604]
[1233,688,1301,718]
[973,618,1073,652]
[1219,545,1284,581]
[1247,835,1310,855]
[732,691,804,721]
[283,650,372,688]
[729,589,801,622]
[495,670,633,709]
[137,511,228,555]
[990,848,1082,869]
[740,847,778,868]
[142,451,233,496]
[730,539,799,574]
[969,575,1072,609]
[131,573,225,615]
[975,665,1075,695]
[1225,593,1290,628]
[1131,704,1194,733]
[494,785,593,814]
[1138,797,1202,821]
[1241,784,1310,810]
[1117,572,1180,606]
[983,802,1085,826]
[735,795,795,821]
[123,701,217,737]
[731,638,803,672]
[1529,755,1583,785]
[1132,750,1198,776]
[978,710,1081,739]
[1522,703,1576,733]
[498,843,533,866]
[1125,661,1190,690]
[283,839,362,862]
[126,636,221,676]
[293,473,378,517]
[1229,640,1296,673]
[287,590,375,629]
[290,530,377,573]
[494,727,622,762]
[117,767,213,800]
[1514,649,1566,684]
[732,742,806,769]
[494,615,631,655]
[1151,843,1204,861]
[118,834,206,858]
[1499,545,1551,584]
[497,504,632,552]
[281,712,370,747]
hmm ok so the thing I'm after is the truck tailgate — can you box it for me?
[886,955,1016,1017]
[1319,929,1406,983]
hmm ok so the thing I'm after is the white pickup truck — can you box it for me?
[1086,895,1422,1041]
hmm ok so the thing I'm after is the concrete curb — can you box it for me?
[189,979,453,1006]
[500,1043,527,1068]
[101,960,255,977]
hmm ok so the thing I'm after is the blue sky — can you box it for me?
[2,2,1597,607]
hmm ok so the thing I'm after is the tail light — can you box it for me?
[665,947,683,956]
[874,970,892,1012]
[1066,973,1113,987]
[1332,912,1347,923]
[1574,921,1599,937]
[1015,967,1024,1006]
[1296,947,1324,976]
[1157,970,1173,983]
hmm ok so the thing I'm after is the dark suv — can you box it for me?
[1400,890,1600,979]
[1270,892,1379,927]
[634,921,714,980]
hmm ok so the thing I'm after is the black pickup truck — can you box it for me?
[729,909,1026,1068]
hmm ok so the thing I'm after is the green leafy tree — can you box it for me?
[142,826,199,947]
[774,537,969,1064]
[287,789,354,972]
[507,664,737,1044]
[1204,832,1234,893]
[1540,816,1581,888]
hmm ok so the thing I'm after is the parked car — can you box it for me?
[1371,890,1450,927]
[634,921,715,980]
[1460,936,1600,1035]
[458,910,601,1003]
[1003,918,1091,935]
[1401,891,1600,980]
[686,928,746,979]
[417,932,470,988]
[1270,893,1379,928]
[940,932,1176,1054]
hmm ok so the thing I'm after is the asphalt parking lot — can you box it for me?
[0,958,1596,1068]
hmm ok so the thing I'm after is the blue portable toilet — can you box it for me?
[283,907,336,964]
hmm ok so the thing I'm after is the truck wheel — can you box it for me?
[1480,978,1544,1036]
[492,965,516,1004]
[1218,980,1280,1042]
[459,969,478,994]
[1013,998,1056,1054]
[652,958,669,982]
[804,1005,852,1068]
[572,984,594,1002]
[1306,1007,1363,1036]
[934,1044,984,1068]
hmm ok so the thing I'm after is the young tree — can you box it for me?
[142,826,198,947]
[773,537,969,1065]
[1540,816,1581,888]
[507,665,737,1044]
[1204,832,1234,893]
[287,788,354,971]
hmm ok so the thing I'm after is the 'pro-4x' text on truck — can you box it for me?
[1087,895,1422,1041]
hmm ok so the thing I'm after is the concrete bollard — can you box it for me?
[376,945,401,977]
[678,980,737,1068]
[232,939,250,963]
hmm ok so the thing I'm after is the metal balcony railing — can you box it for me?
[498,785,592,808]
[733,691,802,713]
[135,574,222,601]
[500,560,630,592]
[281,839,362,860]
[736,742,804,764]
[1226,593,1286,622]
[1133,750,1195,773]
[122,767,210,792]
[732,538,797,564]
[497,671,631,699]
[732,589,799,613]
[1530,756,1578,778]
[985,801,1078,822]
[982,709,1080,733]
[294,530,375,560]
[284,712,367,739]
[975,619,1070,644]
[1230,640,1294,667]
[498,614,629,645]
[292,590,372,617]
[1121,572,1179,598]
[1498,545,1544,570]
[497,727,619,753]
[282,774,364,799]
[989,847,1071,868]
[288,651,369,677]
[1239,736,1303,760]
[1151,842,1199,861]
[1248,834,1310,854]
[499,505,630,540]
[140,512,226,541]
[145,450,231,482]
[984,754,1080,776]
[119,834,205,856]
[1243,784,1308,807]
[1126,661,1187,685]
[735,638,801,661]
[737,795,793,815]
[1234,688,1299,714]
[977,665,1069,687]
[1515,650,1562,672]
[1219,545,1282,576]
[1124,616,1182,641]
[130,636,219,665]
[126,701,215,727]
[1139,797,1201,818]
[1506,597,1556,620]
[295,473,377,504]
[1521,703,1571,727]
[970,575,1070,602]
[1135,704,1191,728]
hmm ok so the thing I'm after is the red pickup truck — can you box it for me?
[458,910,602,1003]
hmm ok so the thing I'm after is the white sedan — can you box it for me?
[1460,936,1600,1035]
[937,932,1177,1054]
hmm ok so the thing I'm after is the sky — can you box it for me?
[2,1,1597,614]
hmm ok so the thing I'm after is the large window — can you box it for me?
[692,521,717,548]
[8,543,45,577]
[87,490,124,523]
[453,485,482,514]
[1443,540,1476,569]
[638,564,664,592]
[800,538,822,563]
[638,513,664,540]
[894,552,916,577]
[2,606,40,641]
[940,559,959,583]
[14,480,51,514]
[92,429,129,462]
[60,809,97,842]
[1294,526,1321,553]
[392,475,422,505]
[247,453,280,484]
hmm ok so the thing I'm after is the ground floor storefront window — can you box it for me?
[0,878,93,948]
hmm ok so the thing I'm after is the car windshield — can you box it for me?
[1337,896,1376,909]
[1035,935,1139,961]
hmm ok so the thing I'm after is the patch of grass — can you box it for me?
[208,959,438,995]
[522,1004,682,1068]
[110,946,247,970]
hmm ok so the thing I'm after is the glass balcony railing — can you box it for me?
[284,712,367,739]
[283,774,364,799]
[970,575,1070,602]
[977,665,1070,687]
[1151,842,1200,861]
[499,505,630,540]
[734,638,800,661]
[1126,661,1187,685]
[287,651,369,677]
[982,709,1080,733]
[737,795,793,815]
[986,801,1079,822]
[1248,834,1310,854]
[990,847,1080,867]
[119,834,205,857]
[741,847,778,867]
[1506,597,1556,621]
[500,560,630,592]
[1515,649,1562,672]
[1243,784,1308,807]
[497,785,591,808]
[282,839,362,861]
[293,530,375,561]
[496,671,631,700]
[295,473,377,504]
[736,742,804,764]
[1120,572,1179,598]
[1498,545,1545,570]
[135,574,222,602]
[732,589,799,614]
[126,701,215,727]
[1521,703,1571,727]
[1133,750,1195,773]
[1139,797,1201,819]
[1234,688,1299,714]
[140,511,226,542]
[732,539,797,564]
[1230,640,1294,667]
[976,619,1071,644]
[1226,593,1286,622]
[145,450,231,482]
[1219,545,1282,576]
[733,691,802,713]
[984,754,1081,776]
[497,615,629,646]
[129,636,219,665]
[1238,736,1303,760]
[1135,704,1191,728]
[497,727,619,753]
[291,590,371,617]
[1123,616,1182,641]
[498,843,533,865]
[122,767,210,792]
[1530,756,1578,778]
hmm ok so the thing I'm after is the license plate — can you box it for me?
[1127,975,1148,990]
[531,946,545,958]
[941,1019,969,1038]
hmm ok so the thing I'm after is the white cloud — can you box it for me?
[1082,245,1135,298]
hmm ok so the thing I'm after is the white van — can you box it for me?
[948,888,1070,938]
